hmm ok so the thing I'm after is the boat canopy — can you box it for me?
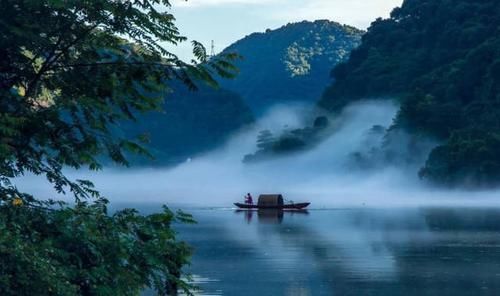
[258,194,284,207]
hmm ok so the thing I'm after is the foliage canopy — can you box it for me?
[319,0,500,186]
[0,0,237,199]
[0,0,237,294]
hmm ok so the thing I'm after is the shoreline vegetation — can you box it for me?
[0,0,236,294]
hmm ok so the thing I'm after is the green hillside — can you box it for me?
[219,20,363,113]
[319,0,500,186]
[121,84,254,165]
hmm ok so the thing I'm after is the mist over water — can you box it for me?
[19,100,500,208]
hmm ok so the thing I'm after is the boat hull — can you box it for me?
[234,202,310,210]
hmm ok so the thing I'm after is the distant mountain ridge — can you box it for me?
[121,83,254,166]
[218,20,363,113]
[120,20,363,166]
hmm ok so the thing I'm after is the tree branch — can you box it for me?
[26,13,112,98]
[50,61,176,69]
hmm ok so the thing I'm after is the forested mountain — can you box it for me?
[121,83,254,165]
[319,0,500,186]
[218,20,363,113]
[122,20,362,165]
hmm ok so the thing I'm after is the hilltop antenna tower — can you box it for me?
[210,40,215,57]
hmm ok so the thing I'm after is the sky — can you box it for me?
[166,0,404,61]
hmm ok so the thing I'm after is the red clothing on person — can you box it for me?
[245,194,253,205]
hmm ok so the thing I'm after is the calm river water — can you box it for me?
[138,206,500,296]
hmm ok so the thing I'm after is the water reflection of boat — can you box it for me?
[235,209,309,224]
[258,209,284,224]
[234,194,310,210]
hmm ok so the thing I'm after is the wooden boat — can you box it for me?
[234,202,310,210]
[235,194,310,210]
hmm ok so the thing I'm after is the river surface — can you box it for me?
[136,206,500,296]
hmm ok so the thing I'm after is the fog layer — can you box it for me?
[19,100,500,207]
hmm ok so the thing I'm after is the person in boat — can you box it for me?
[244,193,253,205]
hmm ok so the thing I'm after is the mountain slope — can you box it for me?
[219,20,363,113]
[121,83,254,165]
[119,20,362,166]
[319,0,500,186]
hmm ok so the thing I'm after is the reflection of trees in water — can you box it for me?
[251,209,500,296]
[246,209,426,295]
[390,208,500,296]
[188,209,500,295]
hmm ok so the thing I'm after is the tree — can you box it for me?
[256,130,275,150]
[318,0,500,186]
[0,0,237,294]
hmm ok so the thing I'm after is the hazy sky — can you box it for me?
[166,0,404,60]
